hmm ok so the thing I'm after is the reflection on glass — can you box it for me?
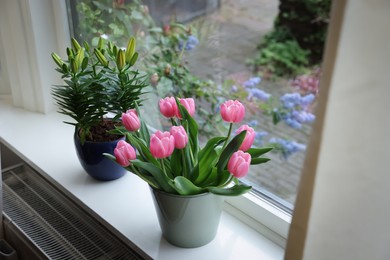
[68,0,330,211]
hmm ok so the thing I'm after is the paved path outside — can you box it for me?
[184,0,314,206]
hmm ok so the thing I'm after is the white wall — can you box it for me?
[0,0,69,113]
[303,1,390,259]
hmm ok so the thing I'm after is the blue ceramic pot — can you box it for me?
[74,130,126,181]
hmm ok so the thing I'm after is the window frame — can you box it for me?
[0,0,291,247]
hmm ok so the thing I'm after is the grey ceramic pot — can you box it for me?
[150,187,225,248]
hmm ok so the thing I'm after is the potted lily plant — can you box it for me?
[51,37,148,181]
[106,96,272,247]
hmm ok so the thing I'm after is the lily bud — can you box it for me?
[83,41,90,52]
[70,58,78,74]
[71,38,81,52]
[116,49,126,71]
[125,37,136,64]
[129,52,138,66]
[97,37,105,50]
[75,49,85,70]
[51,52,64,68]
[94,49,108,67]
[81,57,89,71]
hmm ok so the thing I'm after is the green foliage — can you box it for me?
[74,0,154,47]
[249,0,332,77]
[248,37,309,77]
[51,37,148,143]
[106,99,272,196]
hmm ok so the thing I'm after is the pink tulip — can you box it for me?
[150,130,175,158]
[159,97,178,118]
[220,100,245,123]
[235,125,256,151]
[114,140,136,167]
[122,109,140,131]
[227,150,251,178]
[170,126,188,149]
[176,98,195,119]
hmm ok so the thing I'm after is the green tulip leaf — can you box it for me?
[217,131,246,175]
[131,160,176,193]
[173,176,205,195]
[247,147,273,158]
[250,157,271,165]
[207,184,252,196]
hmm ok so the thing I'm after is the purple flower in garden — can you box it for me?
[231,85,238,92]
[285,117,302,129]
[248,120,259,127]
[254,131,268,146]
[300,93,315,108]
[280,93,315,109]
[179,35,199,51]
[292,110,315,124]
[280,93,302,109]
[269,137,306,159]
[247,88,271,102]
[243,77,261,88]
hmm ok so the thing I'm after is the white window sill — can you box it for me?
[0,96,284,259]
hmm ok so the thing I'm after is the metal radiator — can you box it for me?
[0,143,150,260]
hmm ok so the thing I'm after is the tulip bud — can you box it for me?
[170,126,188,149]
[176,98,195,119]
[150,131,175,159]
[220,100,245,123]
[159,97,177,118]
[122,109,141,132]
[227,150,251,178]
[235,125,256,151]
[114,140,136,167]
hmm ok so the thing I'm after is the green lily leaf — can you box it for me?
[173,176,205,195]
[207,184,252,196]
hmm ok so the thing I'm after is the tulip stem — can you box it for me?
[160,159,167,177]
[181,149,187,179]
[222,123,233,150]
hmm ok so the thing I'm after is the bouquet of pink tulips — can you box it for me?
[107,97,272,196]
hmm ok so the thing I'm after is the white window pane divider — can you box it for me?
[0,0,69,113]
[0,0,291,250]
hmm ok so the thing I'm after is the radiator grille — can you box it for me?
[2,164,150,260]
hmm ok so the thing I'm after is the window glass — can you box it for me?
[67,0,331,211]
